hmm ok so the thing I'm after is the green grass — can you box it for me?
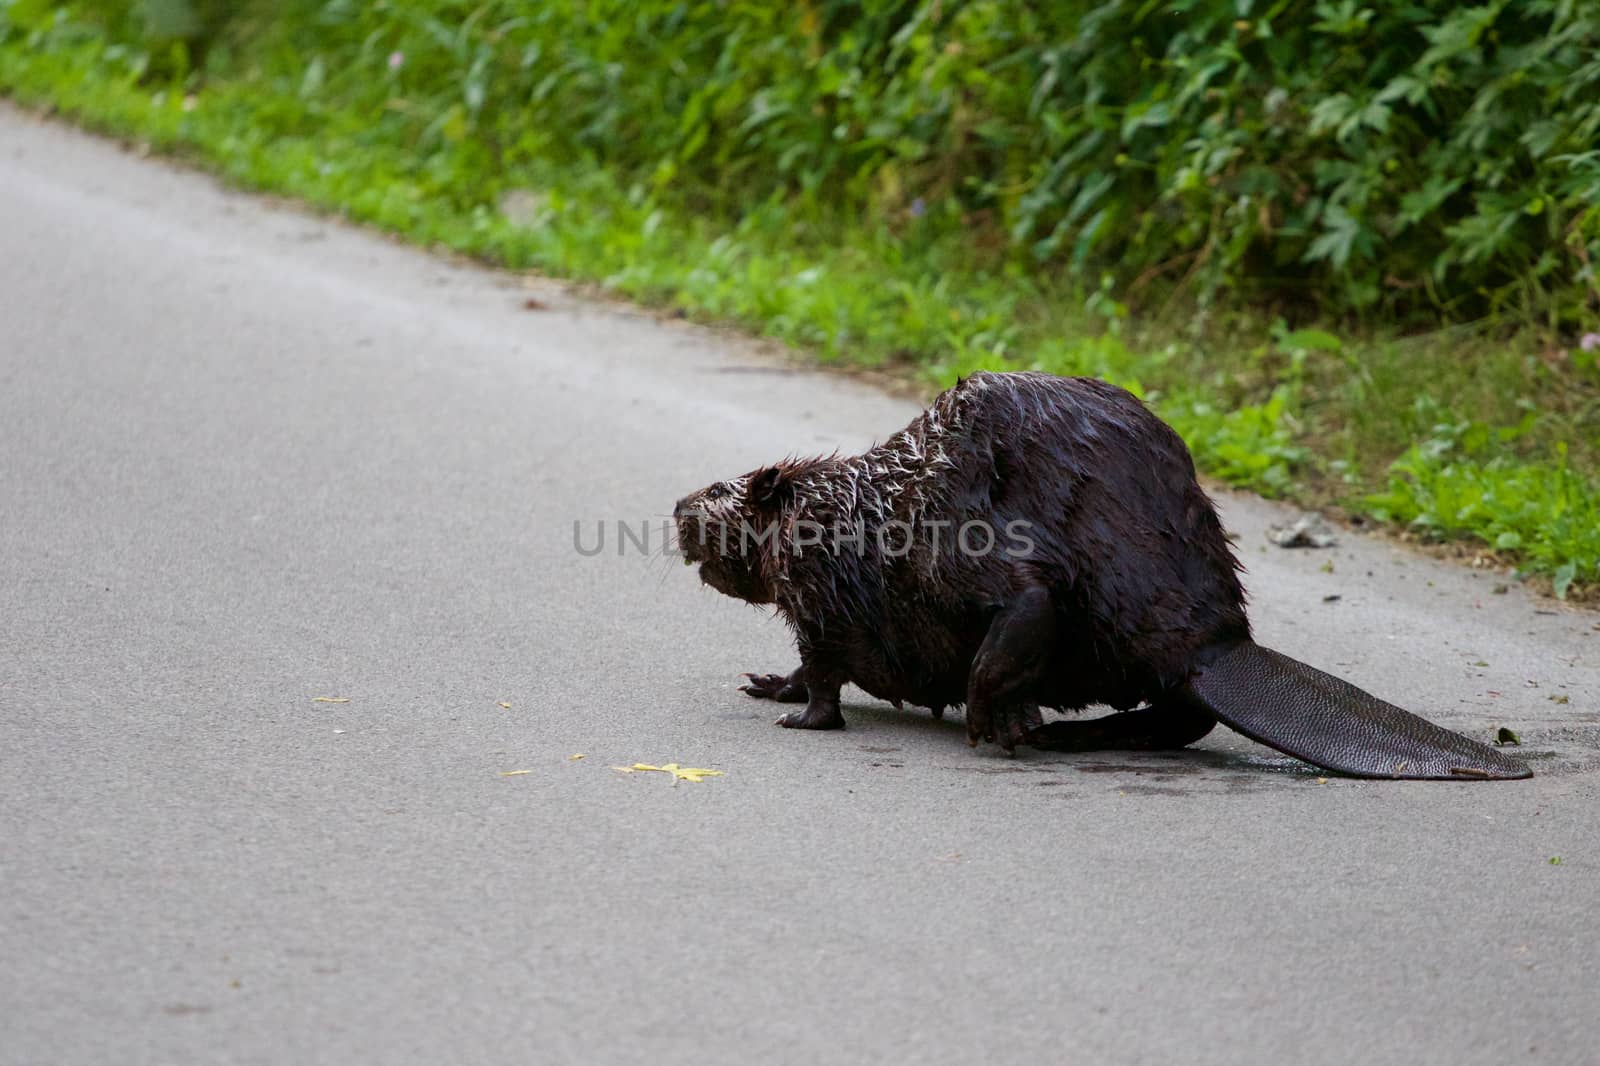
[2,11,1596,598]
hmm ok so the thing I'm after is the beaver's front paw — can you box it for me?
[776,697,846,730]
[740,672,808,703]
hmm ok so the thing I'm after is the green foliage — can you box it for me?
[38,0,1598,323]
[1369,427,1600,597]
[1166,388,1309,497]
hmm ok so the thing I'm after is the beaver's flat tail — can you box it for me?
[1179,641,1531,780]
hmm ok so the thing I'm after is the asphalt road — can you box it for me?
[3,105,1598,1066]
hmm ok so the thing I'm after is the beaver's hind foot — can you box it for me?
[1023,703,1217,753]
[965,585,1054,755]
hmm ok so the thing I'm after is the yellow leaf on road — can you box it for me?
[498,701,511,709]
[568,753,586,760]
[611,762,723,783]
[499,769,533,777]
[312,696,350,703]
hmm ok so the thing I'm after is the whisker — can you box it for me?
[651,537,686,561]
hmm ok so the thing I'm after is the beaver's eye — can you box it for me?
[706,483,728,500]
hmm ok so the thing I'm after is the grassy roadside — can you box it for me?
[2,16,1596,599]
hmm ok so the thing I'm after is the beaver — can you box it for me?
[673,371,1529,780]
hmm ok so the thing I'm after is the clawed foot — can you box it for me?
[966,701,1044,755]
[776,698,846,731]
[740,672,807,703]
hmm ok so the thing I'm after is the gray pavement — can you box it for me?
[2,104,1598,1066]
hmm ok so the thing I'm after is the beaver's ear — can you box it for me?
[749,466,793,510]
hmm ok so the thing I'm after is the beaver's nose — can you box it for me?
[672,498,690,519]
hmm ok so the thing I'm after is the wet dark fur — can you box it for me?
[674,371,1249,722]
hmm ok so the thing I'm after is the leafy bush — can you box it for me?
[37,0,1597,324]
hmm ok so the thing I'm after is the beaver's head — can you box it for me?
[673,465,799,605]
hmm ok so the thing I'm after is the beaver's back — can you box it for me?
[886,371,1250,698]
